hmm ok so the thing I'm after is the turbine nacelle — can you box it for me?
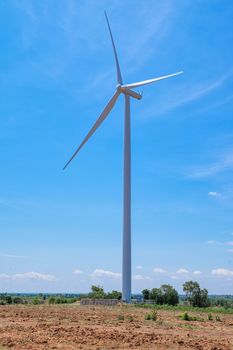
[116,84,142,100]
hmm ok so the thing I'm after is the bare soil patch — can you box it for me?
[0,304,232,349]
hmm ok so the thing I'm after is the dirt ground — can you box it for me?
[0,304,232,349]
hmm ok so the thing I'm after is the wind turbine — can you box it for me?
[63,12,182,303]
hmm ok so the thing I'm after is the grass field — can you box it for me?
[135,303,233,314]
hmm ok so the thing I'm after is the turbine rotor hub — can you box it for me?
[116,84,122,93]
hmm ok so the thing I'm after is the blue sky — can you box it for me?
[1,0,233,294]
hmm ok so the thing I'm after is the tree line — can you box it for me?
[1,281,232,308]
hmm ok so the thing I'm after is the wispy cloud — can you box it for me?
[142,70,233,120]
[208,191,221,197]
[136,265,143,270]
[0,253,28,259]
[211,268,233,277]
[90,269,121,279]
[188,151,233,179]
[73,269,83,275]
[193,270,202,275]
[207,240,222,245]
[0,271,56,281]
[133,274,152,281]
[153,267,167,273]
[207,240,233,253]
[170,72,233,109]
[176,268,189,274]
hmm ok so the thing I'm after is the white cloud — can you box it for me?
[176,268,189,274]
[193,270,202,275]
[208,191,221,197]
[133,274,152,281]
[227,249,233,253]
[153,267,166,273]
[90,269,121,279]
[170,275,180,280]
[211,268,233,276]
[226,241,233,246]
[136,265,143,270]
[0,272,56,281]
[0,253,28,259]
[207,240,217,244]
[206,240,223,245]
[73,269,83,275]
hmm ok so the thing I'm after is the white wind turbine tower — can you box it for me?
[63,12,182,303]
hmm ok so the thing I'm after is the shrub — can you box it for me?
[32,298,40,305]
[48,296,56,304]
[208,313,212,321]
[180,311,190,321]
[12,297,24,304]
[145,310,157,321]
[179,312,198,321]
[216,315,221,322]
[151,310,158,321]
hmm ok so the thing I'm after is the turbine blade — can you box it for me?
[105,11,123,84]
[123,71,183,89]
[63,91,120,170]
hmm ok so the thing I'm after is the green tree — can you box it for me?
[5,295,12,304]
[142,289,150,301]
[107,290,122,300]
[160,284,179,306]
[48,296,56,304]
[183,281,209,307]
[150,288,163,304]
[88,285,105,299]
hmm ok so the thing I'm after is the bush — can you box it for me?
[180,311,190,321]
[32,298,40,305]
[48,296,56,304]
[179,312,204,322]
[12,297,24,304]
[179,312,197,321]
[145,310,157,321]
